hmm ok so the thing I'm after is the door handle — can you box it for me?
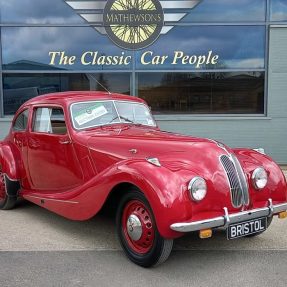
[59,139,71,145]
[29,139,40,149]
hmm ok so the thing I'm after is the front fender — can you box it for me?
[233,148,287,206]
[22,159,194,239]
[114,160,196,238]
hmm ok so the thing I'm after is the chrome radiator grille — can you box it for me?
[220,155,249,208]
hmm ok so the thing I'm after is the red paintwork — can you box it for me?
[0,91,287,239]
[122,200,155,254]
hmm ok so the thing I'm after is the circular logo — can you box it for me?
[103,0,164,50]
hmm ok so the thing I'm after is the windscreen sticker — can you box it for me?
[75,105,108,126]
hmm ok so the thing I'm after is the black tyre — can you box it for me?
[116,188,173,267]
[246,216,273,238]
[0,171,17,210]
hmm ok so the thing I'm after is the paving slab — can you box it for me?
[1,200,287,252]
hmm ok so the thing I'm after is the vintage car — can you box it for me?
[0,91,287,267]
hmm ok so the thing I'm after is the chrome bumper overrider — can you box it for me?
[170,199,287,233]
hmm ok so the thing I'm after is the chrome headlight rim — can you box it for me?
[188,176,207,202]
[252,167,268,190]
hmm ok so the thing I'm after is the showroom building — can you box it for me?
[0,0,287,163]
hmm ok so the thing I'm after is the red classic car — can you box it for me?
[0,91,287,267]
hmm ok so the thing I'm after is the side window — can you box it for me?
[13,109,29,131]
[33,107,67,135]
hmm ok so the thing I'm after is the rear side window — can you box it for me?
[13,109,29,131]
[33,107,67,135]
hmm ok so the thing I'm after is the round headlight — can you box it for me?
[188,177,207,201]
[252,167,268,189]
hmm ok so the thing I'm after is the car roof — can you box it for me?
[23,91,146,107]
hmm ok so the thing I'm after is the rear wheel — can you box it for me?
[116,189,173,267]
[0,170,17,210]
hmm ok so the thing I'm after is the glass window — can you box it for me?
[71,100,156,130]
[33,107,67,135]
[3,73,131,115]
[271,0,287,21]
[1,27,132,71]
[137,72,265,115]
[71,101,119,130]
[0,0,84,24]
[136,26,265,70]
[33,108,52,133]
[115,102,156,126]
[13,109,29,131]
[178,0,266,22]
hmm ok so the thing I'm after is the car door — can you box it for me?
[27,106,83,191]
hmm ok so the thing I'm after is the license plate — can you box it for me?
[227,217,267,240]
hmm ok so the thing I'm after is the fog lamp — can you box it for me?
[199,229,212,239]
[278,211,287,219]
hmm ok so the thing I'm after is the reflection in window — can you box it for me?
[33,107,67,135]
[271,0,287,21]
[136,26,265,70]
[137,72,264,115]
[180,0,266,22]
[3,73,131,115]
[2,27,132,70]
[0,0,84,24]
[13,109,29,131]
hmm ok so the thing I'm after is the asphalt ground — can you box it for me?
[0,170,287,287]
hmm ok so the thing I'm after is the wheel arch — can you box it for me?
[100,182,142,216]
[98,165,185,239]
[0,143,19,180]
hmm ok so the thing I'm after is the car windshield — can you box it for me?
[71,100,156,130]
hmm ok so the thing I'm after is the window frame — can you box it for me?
[70,100,157,131]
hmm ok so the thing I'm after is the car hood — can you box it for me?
[79,125,232,174]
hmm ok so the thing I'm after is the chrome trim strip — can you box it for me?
[231,154,250,205]
[25,195,79,204]
[223,207,230,228]
[220,155,244,208]
[170,200,287,232]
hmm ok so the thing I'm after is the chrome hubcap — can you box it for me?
[127,214,142,241]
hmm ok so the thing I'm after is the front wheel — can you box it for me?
[116,189,173,267]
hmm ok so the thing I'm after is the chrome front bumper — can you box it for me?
[170,199,287,233]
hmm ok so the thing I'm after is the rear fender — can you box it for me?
[0,143,19,180]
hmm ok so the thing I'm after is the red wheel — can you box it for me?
[122,200,155,254]
[0,171,6,204]
[116,189,173,267]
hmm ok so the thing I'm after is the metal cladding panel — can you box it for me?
[268,27,287,117]
[157,117,287,164]
[269,27,287,73]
